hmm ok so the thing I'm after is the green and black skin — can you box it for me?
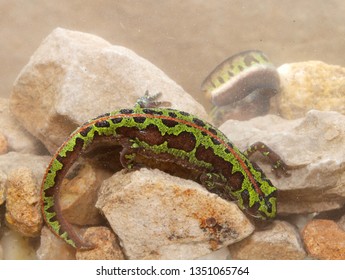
[41,92,289,249]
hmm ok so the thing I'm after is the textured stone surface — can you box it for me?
[10,28,208,154]
[37,226,75,260]
[76,227,125,260]
[96,168,254,260]
[220,110,345,214]
[302,219,345,260]
[273,61,345,119]
[229,221,306,260]
[0,98,43,154]
[5,167,43,237]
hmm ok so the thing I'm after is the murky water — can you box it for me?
[0,0,345,261]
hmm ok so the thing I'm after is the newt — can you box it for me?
[41,92,289,249]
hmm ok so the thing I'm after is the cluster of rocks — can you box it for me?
[0,28,344,259]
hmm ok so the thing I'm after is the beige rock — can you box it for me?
[5,167,43,237]
[302,219,345,260]
[60,163,110,226]
[96,168,254,260]
[10,27,208,154]
[0,229,36,260]
[273,61,345,119]
[76,227,125,260]
[0,132,8,155]
[0,98,43,154]
[0,169,6,205]
[219,110,345,214]
[0,152,50,181]
[37,226,75,260]
[229,220,306,260]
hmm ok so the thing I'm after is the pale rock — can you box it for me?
[0,98,43,154]
[302,219,345,260]
[60,163,111,226]
[76,227,125,260]
[0,170,6,205]
[0,152,50,180]
[10,27,207,153]
[219,110,345,214]
[0,229,36,260]
[5,167,43,237]
[273,61,345,119]
[228,220,306,260]
[96,168,254,260]
[37,226,75,260]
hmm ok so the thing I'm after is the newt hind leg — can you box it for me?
[243,141,292,178]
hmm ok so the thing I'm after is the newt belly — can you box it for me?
[41,95,283,249]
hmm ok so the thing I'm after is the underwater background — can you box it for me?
[1,0,345,108]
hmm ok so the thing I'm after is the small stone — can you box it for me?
[5,167,43,237]
[0,170,6,205]
[96,168,254,260]
[10,28,207,153]
[229,221,306,260]
[273,61,345,119]
[0,229,36,260]
[302,219,345,260]
[219,110,345,215]
[0,132,8,155]
[60,163,110,226]
[37,226,75,260]
[76,227,125,260]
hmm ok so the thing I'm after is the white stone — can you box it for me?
[219,110,345,214]
[10,28,207,153]
[96,168,254,260]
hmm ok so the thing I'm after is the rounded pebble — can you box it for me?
[302,219,345,260]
